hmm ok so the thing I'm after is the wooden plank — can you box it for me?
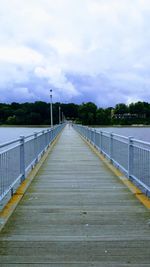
[0,125,150,265]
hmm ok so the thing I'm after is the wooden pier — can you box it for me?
[0,125,150,266]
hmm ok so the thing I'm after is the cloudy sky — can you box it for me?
[0,0,150,107]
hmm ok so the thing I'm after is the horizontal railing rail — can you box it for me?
[73,124,150,196]
[0,124,65,207]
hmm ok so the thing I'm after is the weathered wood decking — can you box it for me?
[0,125,150,266]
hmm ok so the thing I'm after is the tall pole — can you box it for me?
[50,89,53,127]
[59,106,61,124]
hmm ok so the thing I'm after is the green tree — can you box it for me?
[0,105,14,124]
[96,108,105,125]
[114,103,128,114]
[27,112,42,125]
[78,102,97,125]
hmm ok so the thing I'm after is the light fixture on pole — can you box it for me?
[59,106,61,124]
[50,89,53,127]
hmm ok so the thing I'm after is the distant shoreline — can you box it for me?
[89,124,150,128]
[1,124,150,128]
[0,125,50,128]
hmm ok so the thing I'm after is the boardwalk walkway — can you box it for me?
[0,125,150,266]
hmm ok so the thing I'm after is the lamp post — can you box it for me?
[59,106,61,124]
[50,89,53,127]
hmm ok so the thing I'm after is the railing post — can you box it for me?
[91,129,94,144]
[128,136,133,179]
[83,126,85,138]
[87,127,89,141]
[20,136,25,182]
[42,130,46,153]
[54,126,57,139]
[89,128,91,142]
[110,132,113,162]
[90,129,93,144]
[87,127,89,140]
[46,130,49,147]
[99,131,102,152]
[34,132,38,164]
[51,128,54,142]
[54,126,56,139]
[49,129,51,144]
[94,129,96,147]
[47,129,50,146]
[86,126,89,140]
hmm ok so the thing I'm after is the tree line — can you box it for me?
[0,101,150,126]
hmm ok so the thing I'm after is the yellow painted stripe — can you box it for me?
[79,133,150,210]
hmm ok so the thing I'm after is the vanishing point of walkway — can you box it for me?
[0,125,150,266]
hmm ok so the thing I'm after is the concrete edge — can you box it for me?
[78,133,150,210]
[0,131,62,232]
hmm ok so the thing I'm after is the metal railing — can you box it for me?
[73,124,150,196]
[0,124,65,206]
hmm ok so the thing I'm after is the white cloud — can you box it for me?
[47,39,79,56]
[126,97,142,105]
[0,0,150,105]
[0,45,43,65]
[34,65,80,100]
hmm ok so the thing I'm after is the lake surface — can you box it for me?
[95,127,150,142]
[0,126,150,144]
[0,127,50,144]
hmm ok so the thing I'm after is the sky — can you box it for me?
[0,0,150,107]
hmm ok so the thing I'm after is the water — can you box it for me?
[96,127,150,143]
[0,126,150,144]
[0,127,50,145]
